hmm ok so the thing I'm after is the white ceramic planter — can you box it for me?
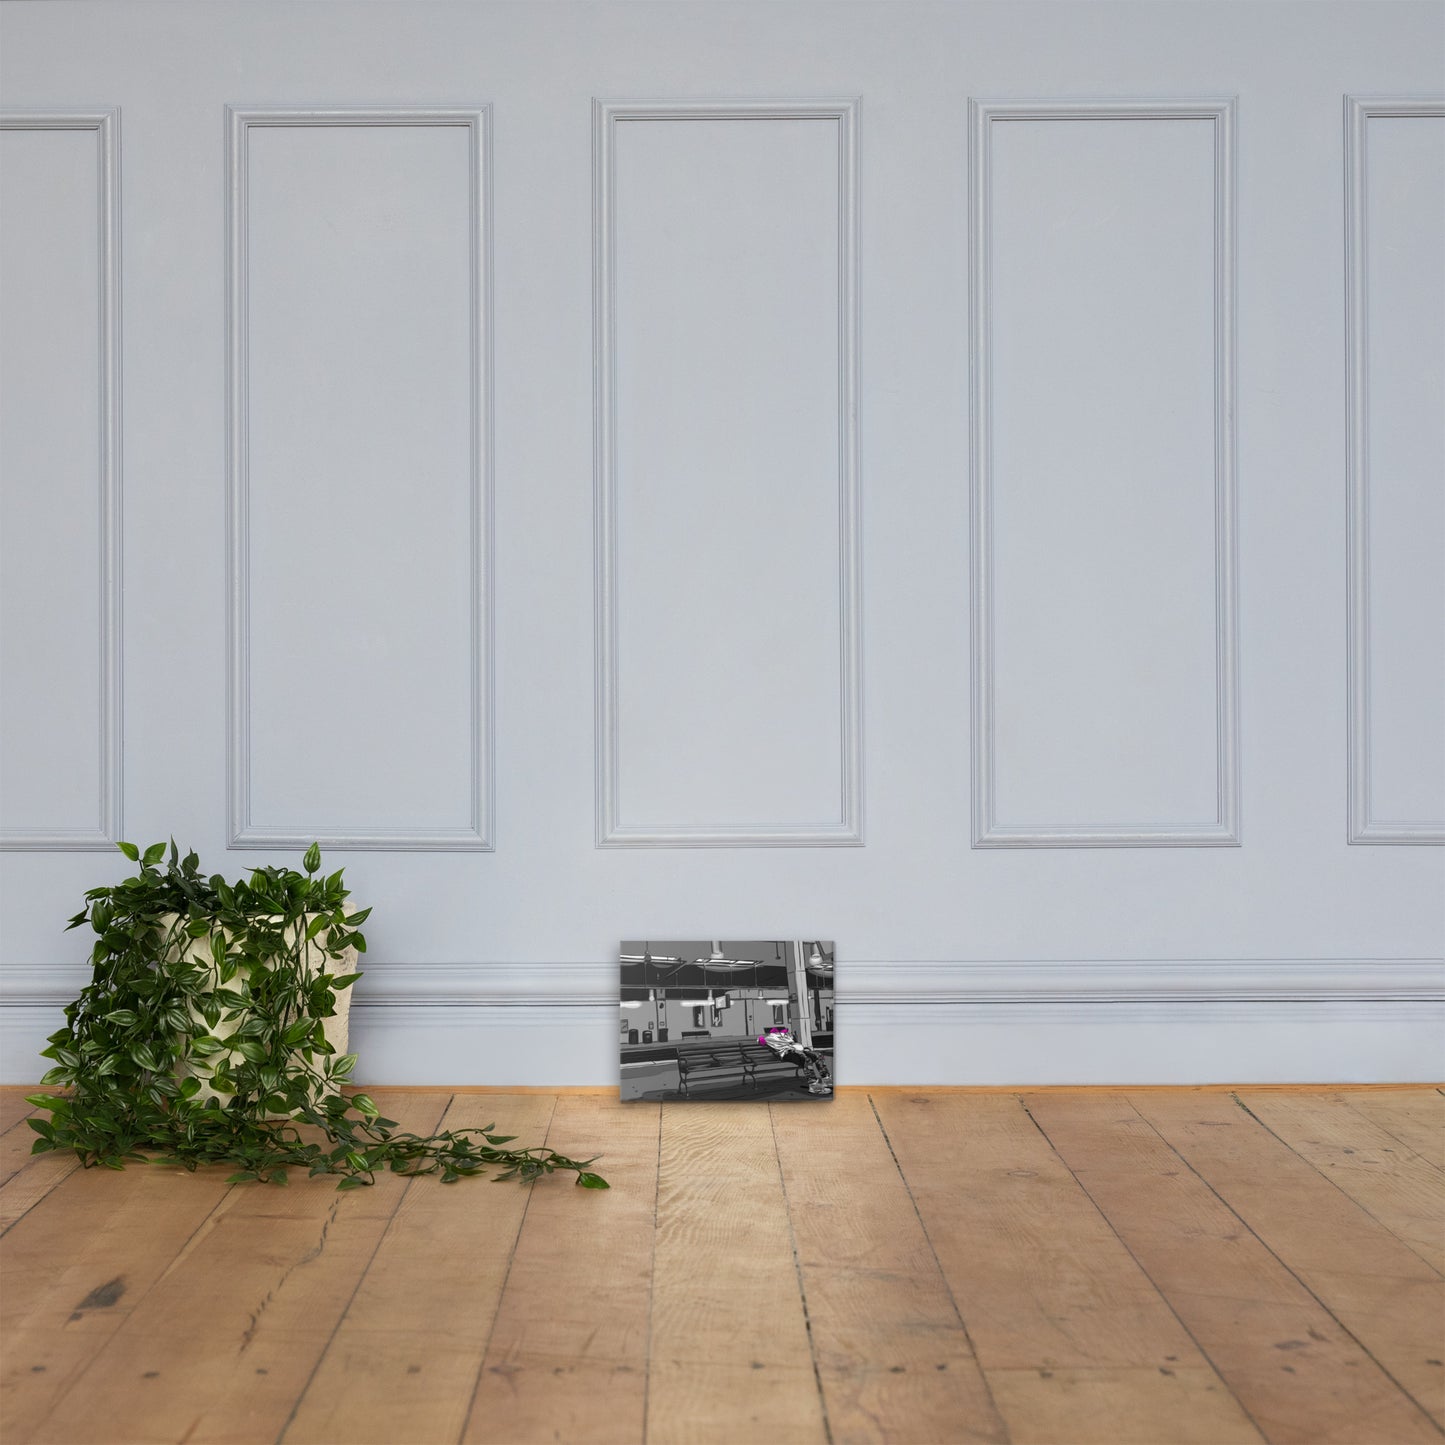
[154,912,358,1112]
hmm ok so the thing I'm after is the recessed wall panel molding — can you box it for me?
[0,109,122,851]
[593,99,863,847]
[969,98,1239,848]
[1345,96,1445,845]
[227,107,492,851]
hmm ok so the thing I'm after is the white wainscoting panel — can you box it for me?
[0,110,121,850]
[971,99,1238,848]
[1346,97,1445,844]
[594,100,862,846]
[227,107,492,850]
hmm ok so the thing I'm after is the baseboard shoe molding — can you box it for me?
[5,958,1440,1085]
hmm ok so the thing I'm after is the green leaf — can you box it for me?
[42,844,608,1204]
[117,840,140,861]
[576,1172,610,1189]
[303,843,321,875]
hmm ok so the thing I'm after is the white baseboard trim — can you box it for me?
[4,959,1441,1086]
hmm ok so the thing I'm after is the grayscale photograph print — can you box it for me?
[620,941,835,1102]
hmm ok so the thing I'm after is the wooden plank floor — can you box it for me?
[1,1087,1440,1445]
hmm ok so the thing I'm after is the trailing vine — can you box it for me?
[27,842,608,1190]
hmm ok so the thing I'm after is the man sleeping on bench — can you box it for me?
[759,1026,833,1096]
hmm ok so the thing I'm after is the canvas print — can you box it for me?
[620,940,835,1102]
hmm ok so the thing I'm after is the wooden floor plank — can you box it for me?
[0,1160,235,1442]
[281,1093,557,1445]
[649,1359,827,1444]
[1237,1092,1445,1275]
[0,1091,77,1215]
[0,1144,81,1233]
[868,1093,1215,1374]
[2,1086,1440,1445]
[462,1095,660,1444]
[1334,1090,1445,1173]
[0,1092,36,1138]
[645,1101,827,1445]
[985,1365,1265,1444]
[1025,1092,1441,1445]
[0,1108,40,1191]
[1133,1090,1445,1431]
[773,1093,1007,1444]
[20,1090,451,1445]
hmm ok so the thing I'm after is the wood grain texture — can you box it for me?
[646,1101,826,1444]
[0,1161,234,1441]
[23,1090,449,1445]
[1238,1091,1445,1275]
[0,1091,35,1136]
[1133,1090,1445,1431]
[0,1105,39,1189]
[1334,1090,1445,1173]
[869,1092,1206,1370]
[0,1122,80,1232]
[984,1366,1263,1444]
[1,1087,1440,1445]
[462,1095,660,1444]
[0,1093,77,1212]
[281,1093,556,1444]
[1025,1092,1443,1445]
[772,1093,1007,1443]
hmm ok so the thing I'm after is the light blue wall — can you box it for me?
[1,1,1441,1082]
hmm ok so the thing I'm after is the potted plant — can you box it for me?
[26,841,607,1190]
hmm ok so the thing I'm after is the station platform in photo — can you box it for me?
[622,1035,835,1102]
